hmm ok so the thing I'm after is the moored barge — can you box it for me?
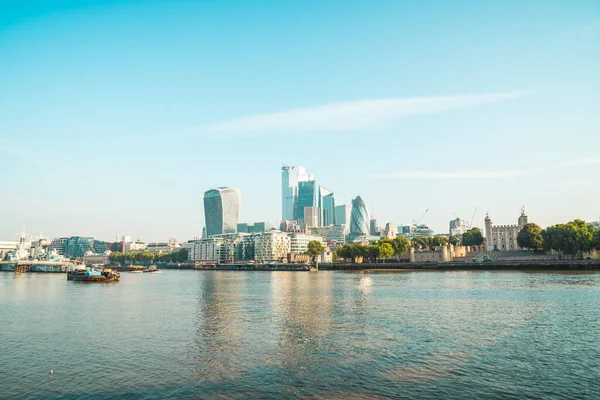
[67,267,120,282]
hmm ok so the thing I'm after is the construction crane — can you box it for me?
[468,207,478,229]
[413,209,429,226]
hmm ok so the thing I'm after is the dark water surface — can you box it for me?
[1,270,599,399]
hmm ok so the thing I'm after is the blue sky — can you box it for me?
[1,0,599,241]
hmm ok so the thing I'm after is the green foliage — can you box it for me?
[108,248,188,264]
[448,236,459,246]
[411,237,427,250]
[541,220,596,255]
[392,237,410,255]
[462,228,484,246]
[378,242,394,259]
[593,229,600,250]
[517,223,543,250]
[432,236,449,247]
[307,240,325,258]
[336,241,402,262]
[367,244,380,260]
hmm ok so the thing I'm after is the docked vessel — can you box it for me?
[143,265,160,273]
[67,267,120,282]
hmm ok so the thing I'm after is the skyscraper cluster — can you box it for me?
[281,165,372,241]
[281,166,339,230]
[199,166,375,245]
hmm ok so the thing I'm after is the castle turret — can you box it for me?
[484,213,493,250]
[518,207,528,231]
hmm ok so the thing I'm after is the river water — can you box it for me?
[1,270,599,399]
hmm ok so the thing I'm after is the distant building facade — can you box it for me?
[281,166,314,222]
[237,222,273,233]
[311,225,347,243]
[334,204,351,234]
[348,196,370,241]
[296,180,318,228]
[370,218,378,236]
[319,187,335,226]
[204,187,241,237]
[413,225,434,238]
[254,231,291,262]
[449,218,467,237]
[303,206,321,229]
[382,223,397,239]
[289,233,326,255]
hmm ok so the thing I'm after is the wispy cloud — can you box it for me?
[199,91,528,134]
[560,155,600,167]
[368,170,526,180]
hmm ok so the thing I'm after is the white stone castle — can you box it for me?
[484,208,528,251]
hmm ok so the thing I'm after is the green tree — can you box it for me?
[412,237,426,250]
[462,228,484,246]
[542,220,596,257]
[378,242,394,260]
[351,244,367,262]
[392,237,410,256]
[593,228,600,250]
[307,240,325,267]
[432,236,449,247]
[424,236,434,249]
[367,245,380,261]
[517,223,543,250]
[176,248,189,263]
[334,246,344,260]
[448,236,459,246]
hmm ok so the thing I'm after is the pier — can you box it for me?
[0,261,73,273]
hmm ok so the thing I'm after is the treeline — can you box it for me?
[109,248,189,264]
[519,220,600,255]
[335,237,411,261]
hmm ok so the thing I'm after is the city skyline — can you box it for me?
[1,0,599,241]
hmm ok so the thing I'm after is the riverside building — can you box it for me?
[254,231,291,262]
[289,233,326,255]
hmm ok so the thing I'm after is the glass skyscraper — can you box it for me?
[350,196,370,236]
[295,180,318,227]
[204,187,241,237]
[319,186,335,226]
[281,166,313,222]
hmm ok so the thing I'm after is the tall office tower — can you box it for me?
[295,180,318,227]
[203,187,241,237]
[350,196,370,236]
[281,166,313,222]
[334,204,352,225]
[319,186,335,226]
[303,206,321,229]
[370,218,378,236]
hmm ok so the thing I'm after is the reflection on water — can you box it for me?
[1,270,600,399]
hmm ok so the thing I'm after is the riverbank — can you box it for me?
[319,260,600,271]
[4,259,600,273]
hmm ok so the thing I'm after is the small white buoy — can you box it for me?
[49,370,54,375]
